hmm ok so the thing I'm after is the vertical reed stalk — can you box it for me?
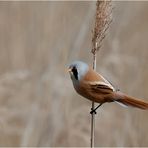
[90,1,112,147]
[90,53,97,148]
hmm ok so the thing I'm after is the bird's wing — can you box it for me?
[81,68,116,94]
[96,74,116,90]
[86,81,114,94]
[98,74,120,92]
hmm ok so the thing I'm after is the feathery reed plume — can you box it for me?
[91,1,112,147]
[92,0,112,54]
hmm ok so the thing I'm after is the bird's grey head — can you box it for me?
[68,61,89,81]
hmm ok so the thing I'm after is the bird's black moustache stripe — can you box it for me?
[72,67,78,80]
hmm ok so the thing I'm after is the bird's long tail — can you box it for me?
[114,92,148,110]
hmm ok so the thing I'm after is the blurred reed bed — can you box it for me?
[0,1,147,147]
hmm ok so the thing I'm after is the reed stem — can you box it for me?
[90,0,112,147]
[90,53,97,148]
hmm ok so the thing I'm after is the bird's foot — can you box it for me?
[90,108,97,114]
[90,103,103,114]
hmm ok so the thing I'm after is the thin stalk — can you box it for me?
[90,53,97,148]
[90,0,112,147]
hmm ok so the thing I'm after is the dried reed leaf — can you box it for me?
[92,0,112,54]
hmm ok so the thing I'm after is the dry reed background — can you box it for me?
[0,1,148,147]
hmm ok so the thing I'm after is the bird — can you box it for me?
[68,60,148,114]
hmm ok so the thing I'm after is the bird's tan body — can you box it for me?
[74,68,113,103]
[69,61,148,110]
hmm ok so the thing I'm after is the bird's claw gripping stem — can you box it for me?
[90,108,97,114]
[90,103,103,114]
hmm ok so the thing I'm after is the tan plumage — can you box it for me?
[114,92,148,110]
[68,61,148,110]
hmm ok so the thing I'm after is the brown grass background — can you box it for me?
[0,1,148,147]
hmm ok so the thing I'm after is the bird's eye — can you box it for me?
[72,67,78,80]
